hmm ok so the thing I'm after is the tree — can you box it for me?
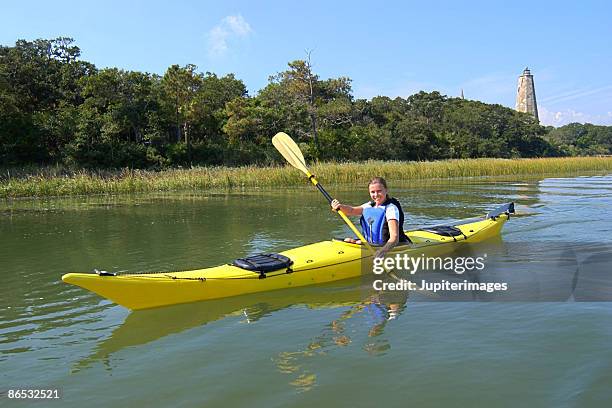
[161,64,202,162]
[0,37,94,163]
[265,53,353,157]
[190,72,246,143]
[547,123,612,155]
[406,91,445,124]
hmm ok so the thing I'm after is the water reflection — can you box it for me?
[73,274,416,392]
[272,280,411,392]
[73,280,371,370]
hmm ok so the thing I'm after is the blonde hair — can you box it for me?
[368,177,388,189]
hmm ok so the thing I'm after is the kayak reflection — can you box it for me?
[74,278,381,371]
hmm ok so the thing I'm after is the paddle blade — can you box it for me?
[272,132,309,175]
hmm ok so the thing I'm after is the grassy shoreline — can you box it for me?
[2,157,612,199]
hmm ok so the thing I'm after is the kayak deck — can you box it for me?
[62,205,512,310]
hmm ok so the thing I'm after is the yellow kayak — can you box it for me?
[62,203,513,310]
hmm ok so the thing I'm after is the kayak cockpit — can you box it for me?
[232,253,294,279]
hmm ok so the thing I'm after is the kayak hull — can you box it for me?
[63,211,510,310]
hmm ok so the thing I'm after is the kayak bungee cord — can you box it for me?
[103,253,373,281]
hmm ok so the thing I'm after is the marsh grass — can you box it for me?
[2,157,612,198]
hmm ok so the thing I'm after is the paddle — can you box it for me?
[272,132,376,255]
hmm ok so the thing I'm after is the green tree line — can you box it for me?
[1,38,610,168]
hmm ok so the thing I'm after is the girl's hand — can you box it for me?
[374,248,387,259]
[331,199,342,211]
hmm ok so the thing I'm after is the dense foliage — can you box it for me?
[1,38,609,168]
[545,123,612,156]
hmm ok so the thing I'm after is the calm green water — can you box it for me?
[2,174,612,407]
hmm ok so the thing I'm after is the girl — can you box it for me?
[331,177,409,258]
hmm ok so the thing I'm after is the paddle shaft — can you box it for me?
[309,175,333,203]
[306,173,375,253]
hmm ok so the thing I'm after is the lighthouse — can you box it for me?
[516,67,539,122]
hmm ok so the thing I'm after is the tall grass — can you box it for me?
[2,157,612,198]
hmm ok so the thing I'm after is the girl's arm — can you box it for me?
[330,199,364,216]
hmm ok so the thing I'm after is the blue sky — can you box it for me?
[2,0,611,126]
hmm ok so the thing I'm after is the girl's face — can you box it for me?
[368,182,388,206]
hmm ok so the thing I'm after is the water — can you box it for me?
[1,174,612,407]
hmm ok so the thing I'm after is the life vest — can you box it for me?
[360,197,410,245]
